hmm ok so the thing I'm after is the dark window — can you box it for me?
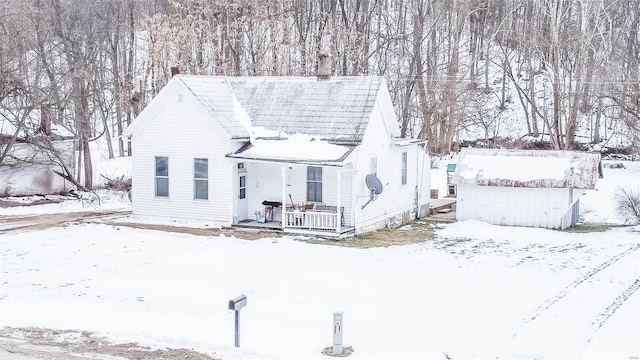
[194,158,208,200]
[401,152,407,185]
[307,166,322,202]
[239,175,246,199]
[155,156,169,197]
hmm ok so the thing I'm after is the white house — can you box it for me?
[124,74,430,236]
[451,148,601,229]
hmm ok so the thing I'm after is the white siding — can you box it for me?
[242,162,284,221]
[130,82,239,226]
[350,96,427,234]
[416,146,431,218]
[456,185,574,229]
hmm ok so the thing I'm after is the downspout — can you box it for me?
[352,147,359,233]
[416,144,427,219]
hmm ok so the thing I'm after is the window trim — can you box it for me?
[401,152,407,185]
[370,157,377,175]
[306,166,323,202]
[194,158,209,200]
[239,174,246,200]
[154,156,169,198]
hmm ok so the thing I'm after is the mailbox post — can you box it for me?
[332,311,343,355]
[228,294,247,347]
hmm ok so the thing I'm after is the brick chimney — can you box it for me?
[171,66,180,77]
[317,52,331,81]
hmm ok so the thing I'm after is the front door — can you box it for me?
[238,164,248,220]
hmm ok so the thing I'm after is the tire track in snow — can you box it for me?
[507,244,640,356]
[585,278,640,343]
[521,243,640,326]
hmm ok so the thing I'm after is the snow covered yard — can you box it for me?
[1,160,639,359]
[1,221,638,359]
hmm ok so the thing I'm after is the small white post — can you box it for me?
[336,170,342,234]
[281,165,287,230]
[332,311,343,355]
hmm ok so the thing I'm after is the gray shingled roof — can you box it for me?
[177,76,251,139]
[179,75,382,143]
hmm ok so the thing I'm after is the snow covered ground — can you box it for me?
[1,162,639,359]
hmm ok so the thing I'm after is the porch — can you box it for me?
[233,219,355,238]
[235,202,355,237]
[229,160,355,237]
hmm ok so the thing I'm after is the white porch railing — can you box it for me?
[283,210,340,231]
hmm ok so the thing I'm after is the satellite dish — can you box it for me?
[365,174,383,195]
[362,174,383,209]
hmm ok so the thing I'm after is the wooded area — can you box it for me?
[1,0,639,189]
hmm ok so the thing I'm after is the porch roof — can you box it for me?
[227,134,355,166]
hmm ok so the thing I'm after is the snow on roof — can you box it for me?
[178,75,383,143]
[390,137,426,147]
[452,148,601,189]
[227,134,354,166]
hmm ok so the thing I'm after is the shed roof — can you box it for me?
[179,75,383,143]
[452,148,601,189]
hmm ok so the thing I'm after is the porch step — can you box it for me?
[429,198,456,215]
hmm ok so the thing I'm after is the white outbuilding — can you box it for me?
[451,148,601,229]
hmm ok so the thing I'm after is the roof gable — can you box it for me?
[452,149,601,189]
[185,76,383,143]
[124,76,251,139]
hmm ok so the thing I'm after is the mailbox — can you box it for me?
[228,294,247,311]
[228,294,247,347]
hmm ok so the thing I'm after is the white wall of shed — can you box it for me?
[455,185,576,229]
[130,83,239,226]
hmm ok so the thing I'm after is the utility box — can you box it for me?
[333,311,343,355]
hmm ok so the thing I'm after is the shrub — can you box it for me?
[100,175,132,192]
[614,187,640,225]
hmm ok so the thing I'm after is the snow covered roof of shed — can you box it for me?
[452,149,601,189]
[222,76,383,142]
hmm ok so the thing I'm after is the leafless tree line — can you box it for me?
[1,0,639,189]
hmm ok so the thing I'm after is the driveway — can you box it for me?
[0,328,217,360]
